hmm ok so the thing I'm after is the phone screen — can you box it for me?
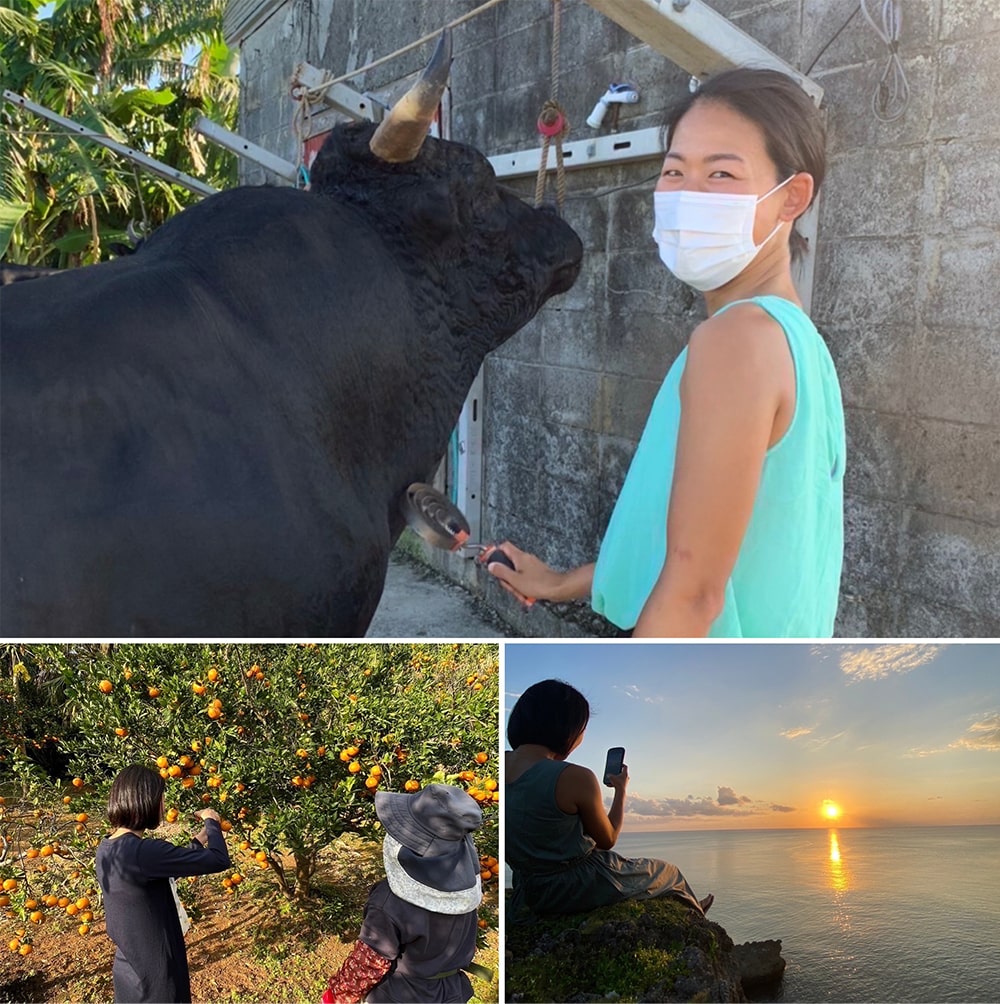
[603,746,625,785]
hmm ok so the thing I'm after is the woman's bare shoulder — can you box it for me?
[686,301,792,391]
[692,300,786,347]
[557,762,599,792]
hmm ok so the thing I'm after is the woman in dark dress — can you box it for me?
[95,765,231,1003]
[506,680,712,923]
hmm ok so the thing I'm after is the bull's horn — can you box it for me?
[369,28,452,163]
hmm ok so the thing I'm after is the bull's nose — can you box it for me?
[550,257,582,295]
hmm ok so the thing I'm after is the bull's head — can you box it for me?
[309,30,582,355]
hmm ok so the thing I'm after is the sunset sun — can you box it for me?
[822,800,842,821]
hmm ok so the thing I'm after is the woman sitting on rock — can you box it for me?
[506,679,712,923]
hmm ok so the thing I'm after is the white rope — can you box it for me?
[295,0,507,104]
[860,0,909,122]
[289,0,507,185]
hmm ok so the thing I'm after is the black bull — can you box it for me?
[0,121,582,636]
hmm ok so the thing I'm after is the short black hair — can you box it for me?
[107,765,165,831]
[507,679,590,757]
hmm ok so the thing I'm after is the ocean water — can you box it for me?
[610,826,1000,1003]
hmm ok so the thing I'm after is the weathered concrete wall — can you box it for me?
[230,0,1000,637]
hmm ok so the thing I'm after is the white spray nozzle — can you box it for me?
[587,83,640,129]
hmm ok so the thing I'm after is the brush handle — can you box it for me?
[480,547,535,607]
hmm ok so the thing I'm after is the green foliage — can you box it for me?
[1,644,499,903]
[0,0,238,267]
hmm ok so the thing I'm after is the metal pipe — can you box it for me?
[2,89,218,197]
[194,116,299,183]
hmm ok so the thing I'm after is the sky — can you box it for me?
[504,643,1000,830]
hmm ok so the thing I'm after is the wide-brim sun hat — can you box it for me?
[376,784,483,914]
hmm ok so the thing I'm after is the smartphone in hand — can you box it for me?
[603,746,625,785]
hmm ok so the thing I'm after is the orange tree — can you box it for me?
[1,644,498,907]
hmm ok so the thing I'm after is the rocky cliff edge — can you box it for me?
[506,896,785,1003]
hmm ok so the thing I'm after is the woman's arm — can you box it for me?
[558,764,626,850]
[137,817,231,878]
[325,940,392,1004]
[633,305,792,637]
[486,543,594,604]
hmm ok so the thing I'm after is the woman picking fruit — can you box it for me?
[95,765,231,1003]
[324,784,489,1003]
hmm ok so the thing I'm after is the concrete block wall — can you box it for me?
[231,0,1000,637]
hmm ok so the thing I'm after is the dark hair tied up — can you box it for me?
[665,67,827,261]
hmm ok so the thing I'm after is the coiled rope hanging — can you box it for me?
[533,0,569,212]
[860,0,908,122]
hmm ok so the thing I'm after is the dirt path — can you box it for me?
[2,880,498,1003]
[1,820,499,1004]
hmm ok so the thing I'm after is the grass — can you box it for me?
[506,897,703,1004]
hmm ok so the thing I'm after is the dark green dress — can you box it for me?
[506,759,702,923]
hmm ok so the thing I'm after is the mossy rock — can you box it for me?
[506,897,746,1003]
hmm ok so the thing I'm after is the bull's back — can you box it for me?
[0,190,414,635]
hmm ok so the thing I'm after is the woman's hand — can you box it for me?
[192,809,222,843]
[485,543,594,605]
[605,764,629,795]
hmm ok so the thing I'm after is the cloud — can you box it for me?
[907,712,1000,757]
[613,683,664,705]
[780,726,813,739]
[839,644,944,681]
[717,785,751,805]
[622,787,789,819]
[949,712,1000,752]
[806,730,846,750]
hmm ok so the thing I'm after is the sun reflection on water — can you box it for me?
[828,829,849,892]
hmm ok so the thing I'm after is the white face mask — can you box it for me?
[651,175,793,292]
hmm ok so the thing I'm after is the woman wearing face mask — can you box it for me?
[488,68,845,638]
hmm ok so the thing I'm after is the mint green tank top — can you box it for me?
[591,295,845,637]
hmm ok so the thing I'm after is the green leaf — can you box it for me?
[49,229,94,254]
[111,89,178,116]
[0,198,31,258]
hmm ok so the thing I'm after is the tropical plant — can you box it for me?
[0,0,238,265]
